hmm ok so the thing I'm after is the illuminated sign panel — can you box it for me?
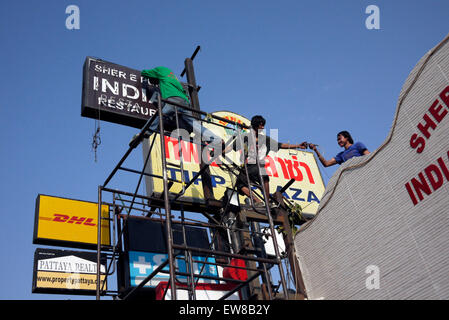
[143,111,325,215]
[127,251,218,288]
[81,56,158,128]
[263,149,324,214]
[32,248,107,295]
[117,217,219,297]
[33,194,110,249]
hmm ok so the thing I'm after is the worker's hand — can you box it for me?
[298,141,308,149]
[308,143,318,151]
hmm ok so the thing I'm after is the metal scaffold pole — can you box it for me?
[96,185,102,300]
[156,92,178,300]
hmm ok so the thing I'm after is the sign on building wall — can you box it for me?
[33,194,110,249]
[294,34,449,300]
[81,56,159,128]
[143,111,325,215]
[32,248,107,295]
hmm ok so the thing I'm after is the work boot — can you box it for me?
[254,202,265,208]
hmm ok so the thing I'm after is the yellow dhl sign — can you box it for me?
[143,111,325,215]
[33,194,110,248]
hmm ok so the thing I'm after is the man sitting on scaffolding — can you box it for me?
[232,115,307,208]
[141,66,222,153]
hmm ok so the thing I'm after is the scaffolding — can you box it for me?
[93,55,308,300]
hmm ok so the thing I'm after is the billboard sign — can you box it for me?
[33,194,110,249]
[81,56,159,128]
[143,111,325,215]
[155,282,241,300]
[122,216,212,253]
[126,251,219,288]
[117,216,220,296]
[32,248,107,295]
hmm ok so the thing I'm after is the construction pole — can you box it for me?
[183,54,229,262]
[274,192,307,299]
[253,130,290,300]
[157,93,177,299]
[96,185,102,300]
[183,56,215,202]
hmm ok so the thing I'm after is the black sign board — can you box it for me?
[123,216,211,254]
[32,248,107,296]
[81,56,159,128]
[116,216,213,298]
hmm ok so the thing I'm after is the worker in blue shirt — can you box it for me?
[309,131,370,167]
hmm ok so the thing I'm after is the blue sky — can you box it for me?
[0,0,448,300]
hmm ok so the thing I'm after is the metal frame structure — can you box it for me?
[94,54,306,300]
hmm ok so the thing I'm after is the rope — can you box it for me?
[92,104,101,162]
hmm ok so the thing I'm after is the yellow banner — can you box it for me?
[35,271,106,291]
[34,195,110,247]
[144,111,325,214]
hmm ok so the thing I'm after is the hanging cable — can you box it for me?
[92,125,101,162]
[92,100,101,162]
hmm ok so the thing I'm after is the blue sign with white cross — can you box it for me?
[128,251,219,288]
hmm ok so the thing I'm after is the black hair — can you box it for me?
[337,130,354,144]
[251,115,266,130]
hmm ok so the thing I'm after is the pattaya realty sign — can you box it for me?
[32,248,107,295]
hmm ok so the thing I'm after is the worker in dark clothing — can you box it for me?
[232,115,307,207]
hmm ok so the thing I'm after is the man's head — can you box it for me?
[337,130,354,147]
[251,115,266,130]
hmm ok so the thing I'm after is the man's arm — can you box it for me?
[355,142,370,156]
[309,144,337,167]
[279,141,308,149]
